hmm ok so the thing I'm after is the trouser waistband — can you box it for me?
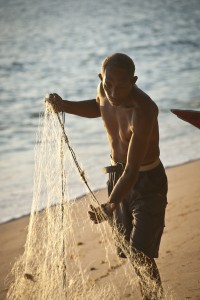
[102,158,161,174]
[139,158,161,171]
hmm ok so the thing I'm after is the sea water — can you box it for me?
[0,0,200,223]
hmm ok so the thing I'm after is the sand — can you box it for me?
[0,160,200,300]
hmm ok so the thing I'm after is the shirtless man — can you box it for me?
[46,53,168,299]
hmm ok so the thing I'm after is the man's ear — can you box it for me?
[98,73,103,81]
[132,75,138,85]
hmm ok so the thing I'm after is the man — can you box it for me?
[46,53,168,299]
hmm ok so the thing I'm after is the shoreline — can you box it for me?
[1,157,200,226]
[1,159,200,299]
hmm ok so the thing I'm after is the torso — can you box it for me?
[97,83,160,165]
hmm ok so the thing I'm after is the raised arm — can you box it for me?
[46,93,101,118]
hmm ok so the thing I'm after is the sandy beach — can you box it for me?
[0,160,200,300]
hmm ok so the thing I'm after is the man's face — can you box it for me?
[101,66,134,106]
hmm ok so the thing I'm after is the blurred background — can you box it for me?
[0,0,200,222]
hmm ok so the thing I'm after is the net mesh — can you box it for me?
[6,103,173,300]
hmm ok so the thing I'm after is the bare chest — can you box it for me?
[100,99,134,143]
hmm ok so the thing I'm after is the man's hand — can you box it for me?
[88,203,114,224]
[45,93,64,113]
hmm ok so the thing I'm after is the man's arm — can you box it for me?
[46,93,101,118]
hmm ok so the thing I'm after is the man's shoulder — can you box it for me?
[135,87,158,116]
[129,90,158,129]
[97,82,107,106]
[97,82,104,96]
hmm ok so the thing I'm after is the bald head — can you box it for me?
[101,53,135,76]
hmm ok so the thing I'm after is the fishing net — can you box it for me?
[6,101,172,299]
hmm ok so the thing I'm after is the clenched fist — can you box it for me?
[88,203,113,224]
[45,93,64,113]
